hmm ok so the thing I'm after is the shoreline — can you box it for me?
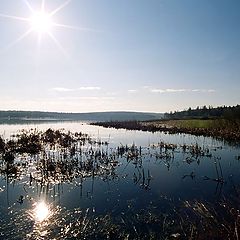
[91,119,240,143]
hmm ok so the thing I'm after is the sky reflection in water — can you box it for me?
[0,122,240,239]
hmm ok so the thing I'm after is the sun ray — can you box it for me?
[37,32,42,49]
[52,22,99,32]
[1,28,33,53]
[33,32,42,78]
[47,31,68,58]
[50,0,72,17]
[41,0,45,12]
[0,13,29,22]
[22,0,35,14]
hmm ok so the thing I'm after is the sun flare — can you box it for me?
[30,12,53,34]
[0,0,81,55]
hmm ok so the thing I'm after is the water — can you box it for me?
[0,121,240,239]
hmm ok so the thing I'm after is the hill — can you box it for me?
[0,110,163,123]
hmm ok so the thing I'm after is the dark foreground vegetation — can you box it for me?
[1,129,240,239]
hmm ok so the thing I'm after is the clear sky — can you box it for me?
[0,0,239,113]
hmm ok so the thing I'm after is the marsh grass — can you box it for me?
[151,118,240,130]
[169,119,240,129]
[163,119,215,129]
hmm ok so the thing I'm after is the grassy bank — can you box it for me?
[164,119,214,128]
[91,118,240,142]
[144,119,215,129]
[145,118,240,129]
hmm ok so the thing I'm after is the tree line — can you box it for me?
[164,105,240,120]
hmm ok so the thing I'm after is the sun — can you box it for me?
[0,0,95,56]
[0,0,87,55]
[30,12,53,34]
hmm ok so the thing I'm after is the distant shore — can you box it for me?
[91,119,240,143]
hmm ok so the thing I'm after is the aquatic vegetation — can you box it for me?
[0,136,5,153]
[0,127,240,239]
[16,130,42,154]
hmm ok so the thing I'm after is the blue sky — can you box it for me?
[0,0,239,113]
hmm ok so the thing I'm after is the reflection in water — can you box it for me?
[26,200,58,239]
[0,123,240,239]
[33,201,50,222]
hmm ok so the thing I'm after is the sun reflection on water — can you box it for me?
[33,201,50,222]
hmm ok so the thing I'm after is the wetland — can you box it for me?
[0,121,240,239]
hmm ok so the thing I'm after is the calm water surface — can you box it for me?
[0,121,240,239]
